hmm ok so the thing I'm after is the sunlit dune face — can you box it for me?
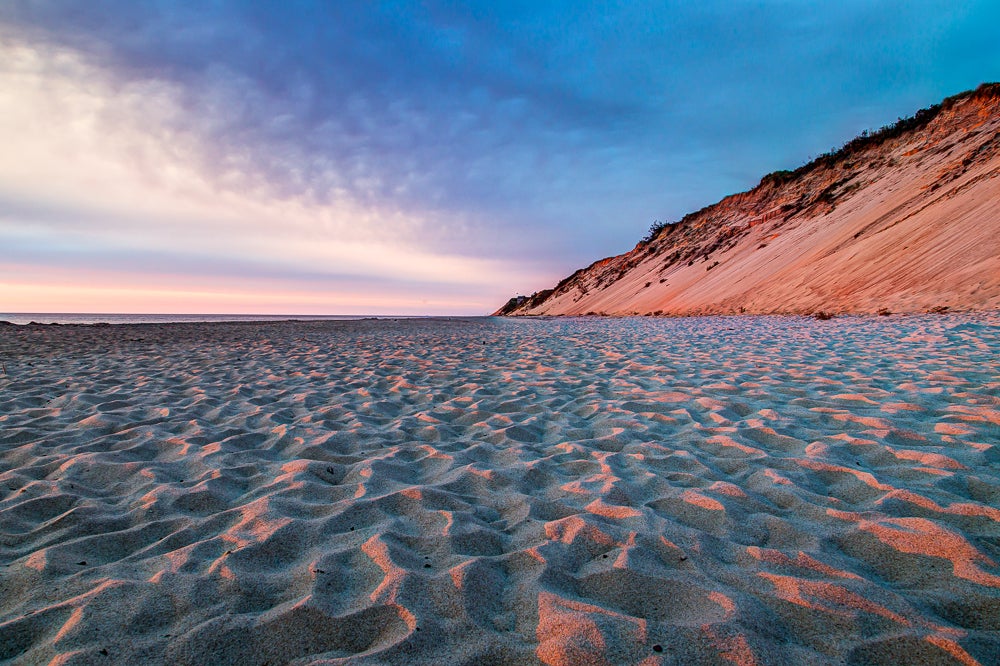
[700,626,759,666]
[829,509,1000,588]
[859,517,1000,588]
[924,635,981,666]
[707,590,737,617]
[544,515,618,548]
[24,549,48,572]
[585,498,643,519]
[680,489,725,511]
[947,404,1000,425]
[51,607,85,644]
[705,434,763,456]
[535,591,648,666]
[876,489,1000,520]
[888,448,965,469]
[223,498,291,548]
[709,481,747,499]
[796,459,893,491]
[763,469,793,486]
[747,546,863,580]
[759,571,912,625]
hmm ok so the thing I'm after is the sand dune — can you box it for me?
[1,316,998,664]
[498,84,1000,317]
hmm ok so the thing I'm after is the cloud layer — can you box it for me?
[2,1,998,313]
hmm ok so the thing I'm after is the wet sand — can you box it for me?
[1,315,998,664]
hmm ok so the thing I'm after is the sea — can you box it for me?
[0,313,400,325]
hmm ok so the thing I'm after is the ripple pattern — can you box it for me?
[1,315,998,664]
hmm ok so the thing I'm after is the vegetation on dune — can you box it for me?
[493,289,555,316]
[641,219,675,243]
[638,83,1000,248]
[758,82,1000,188]
[497,82,1000,315]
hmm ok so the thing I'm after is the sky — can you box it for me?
[1,1,998,315]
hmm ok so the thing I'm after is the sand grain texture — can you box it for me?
[1,316,998,665]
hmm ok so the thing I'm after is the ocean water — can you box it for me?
[0,313,392,325]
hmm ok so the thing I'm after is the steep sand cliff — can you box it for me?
[496,84,1000,316]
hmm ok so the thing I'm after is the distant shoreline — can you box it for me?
[0,313,439,326]
[493,307,1000,319]
[3,308,998,327]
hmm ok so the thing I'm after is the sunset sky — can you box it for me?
[2,1,998,315]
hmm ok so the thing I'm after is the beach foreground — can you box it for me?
[1,315,998,665]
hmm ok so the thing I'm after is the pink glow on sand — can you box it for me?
[707,590,737,617]
[763,469,793,486]
[545,516,618,548]
[705,435,764,457]
[747,547,863,580]
[876,489,1000,520]
[536,591,647,666]
[831,393,879,404]
[796,459,893,491]
[51,607,85,644]
[759,572,912,625]
[860,518,1000,587]
[946,404,1000,425]
[709,481,748,498]
[586,498,643,520]
[830,412,894,429]
[700,627,759,666]
[680,489,725,511]
[24,549,47,572]
[828,510,1000,587]
[227,498,291,547]
[362,535,407,604]
[935,422,976,436]
[924,635,982,666]
[881,402,926,413]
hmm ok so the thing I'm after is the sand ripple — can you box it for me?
[1,315,999,664]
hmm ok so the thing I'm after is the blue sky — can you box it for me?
[1,1,998,314]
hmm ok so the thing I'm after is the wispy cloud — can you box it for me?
[1,1,998,313]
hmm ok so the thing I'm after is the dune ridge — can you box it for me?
[496,83,1000,317]
[1,316,998,664]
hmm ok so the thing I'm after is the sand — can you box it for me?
[505,86,1000,317]
[1,315,998,665]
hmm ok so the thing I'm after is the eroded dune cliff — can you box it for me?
[497,84,1000,316]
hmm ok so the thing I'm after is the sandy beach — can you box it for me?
[1,314,998,665]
